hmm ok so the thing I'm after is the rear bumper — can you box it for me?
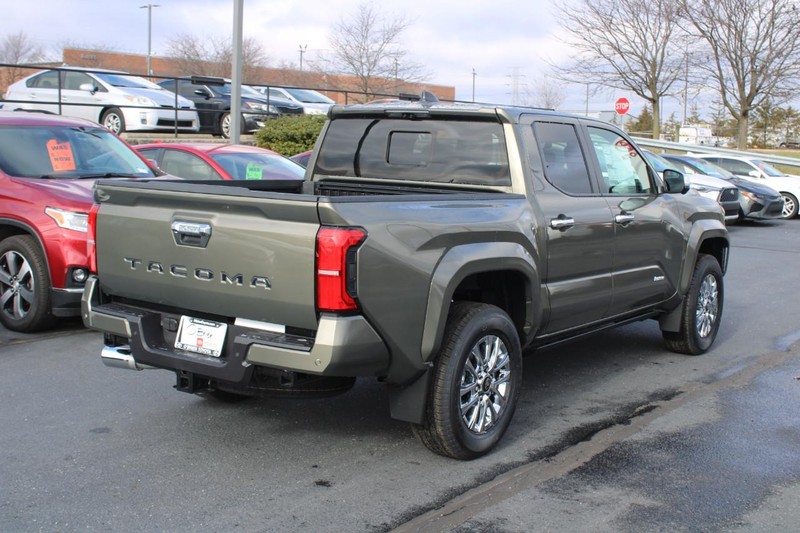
[81,276,390,382]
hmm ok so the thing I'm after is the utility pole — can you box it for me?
[140,4,159,77]
[472,68,476,102]
[298,44,307,71]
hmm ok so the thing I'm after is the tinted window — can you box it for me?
[315,118,511,186]
[714,158,756,175]
[534,122,593,194]
[588,127,652,195]
[63,71,95,91]
[28,71,59,89]
[160,150,221,180]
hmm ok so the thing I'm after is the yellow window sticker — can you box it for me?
[245,163,264,180]
[47,139,76,172]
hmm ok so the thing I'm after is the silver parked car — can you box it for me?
[3,67,200,135]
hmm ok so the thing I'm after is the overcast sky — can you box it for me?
[6,0,653,116]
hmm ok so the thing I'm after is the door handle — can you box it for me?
[615,214,635,225]
[550,216,575,230]
[171,221,212,248]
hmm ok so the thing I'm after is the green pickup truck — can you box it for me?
[82,98,729,459]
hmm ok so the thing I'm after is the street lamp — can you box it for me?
[140,4,160,76]
[298,44,308,71]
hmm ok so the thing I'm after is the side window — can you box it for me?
[29,71,60,89]
[533,122,593,195]
[160,80,175,92]
[717,158,753,175]
[587,127,652,195]
[160,150,220,180]
[63,72,94,91]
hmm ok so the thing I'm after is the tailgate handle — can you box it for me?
[171,221,212,248]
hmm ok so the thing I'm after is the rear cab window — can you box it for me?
[314,117,511,187]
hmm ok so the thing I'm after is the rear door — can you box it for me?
[522,118,615,333]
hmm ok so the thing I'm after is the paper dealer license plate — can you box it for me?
[175,316,228,357]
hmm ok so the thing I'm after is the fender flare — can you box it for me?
[419,241,541,363]
[678,221,729,295]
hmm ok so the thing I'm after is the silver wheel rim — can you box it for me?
[695,273,719,339]
[459,334,512,434]
[104,113,122,134]
[0,250,34,320]
[782,195,795,218]
[221,114,231,138]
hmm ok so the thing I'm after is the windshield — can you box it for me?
[644,151,675,173]
[687,158,735,180]
[284,88,334,104]
[751,159,785,177]
[94,73,162,90]
[0,125,155,178]
[210,152,305,180]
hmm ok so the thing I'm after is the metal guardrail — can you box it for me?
[633,136,800,172]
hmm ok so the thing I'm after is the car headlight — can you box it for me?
[125,95,157,107]
[45,207,88,233]
[243,102,277,113]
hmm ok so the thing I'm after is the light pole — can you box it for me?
[140,4,160,76]
[298,44,308,71]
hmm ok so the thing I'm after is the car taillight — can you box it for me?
[87,203,100,273]
[316,227,366,312]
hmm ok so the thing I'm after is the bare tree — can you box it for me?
[1,32,45,88]
[165,34,268,80]
[553,0,687,138]
[523,78,566,110]
[680,0,800,149]
[326,2,426,99]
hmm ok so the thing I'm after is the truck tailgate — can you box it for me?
[93,181,320,330]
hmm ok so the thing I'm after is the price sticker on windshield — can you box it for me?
[46,139,76,171]
[175,316,228,357]
[245,163,264,180]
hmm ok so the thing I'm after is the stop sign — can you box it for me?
[615,97,630,115]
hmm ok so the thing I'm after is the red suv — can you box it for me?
[0,111,159,332]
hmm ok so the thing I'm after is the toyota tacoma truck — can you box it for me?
[82,97,729,459]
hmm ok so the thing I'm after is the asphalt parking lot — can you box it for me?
[1,218,799,532]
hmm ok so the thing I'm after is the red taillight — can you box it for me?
[316,227,366,312]
[87,203,100,273]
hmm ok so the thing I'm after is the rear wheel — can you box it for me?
[219,112,231,139]
[101,107,125,134]
[412,302,522,459]
[0,235,55,332]
[662,254,723,355]
[780,192,798,219]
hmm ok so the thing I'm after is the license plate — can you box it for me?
[175,316,228,357]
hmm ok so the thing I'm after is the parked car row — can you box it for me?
[644,150,793,221]
[2,68,335,137]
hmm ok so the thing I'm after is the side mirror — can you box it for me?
[663,168,687,194]
[748,170,762,178]
[194,89,211,98]
[79,82,98,95]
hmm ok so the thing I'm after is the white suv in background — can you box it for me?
[256,86,335,115]
[4,67,199,135]
[692,154,800,219]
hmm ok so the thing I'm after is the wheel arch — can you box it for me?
[0,219,52,283]
[420,242,540,364]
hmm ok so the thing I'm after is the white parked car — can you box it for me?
[692,153,800,219]
[3,67,200,135]
[255,86,335,115]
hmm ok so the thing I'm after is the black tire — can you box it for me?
[412,302,522,460]
[662,254,723,355]
[0,235,55,332]
[219,112,231,139]
[780,192,798,219]
[101,107,125,134]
